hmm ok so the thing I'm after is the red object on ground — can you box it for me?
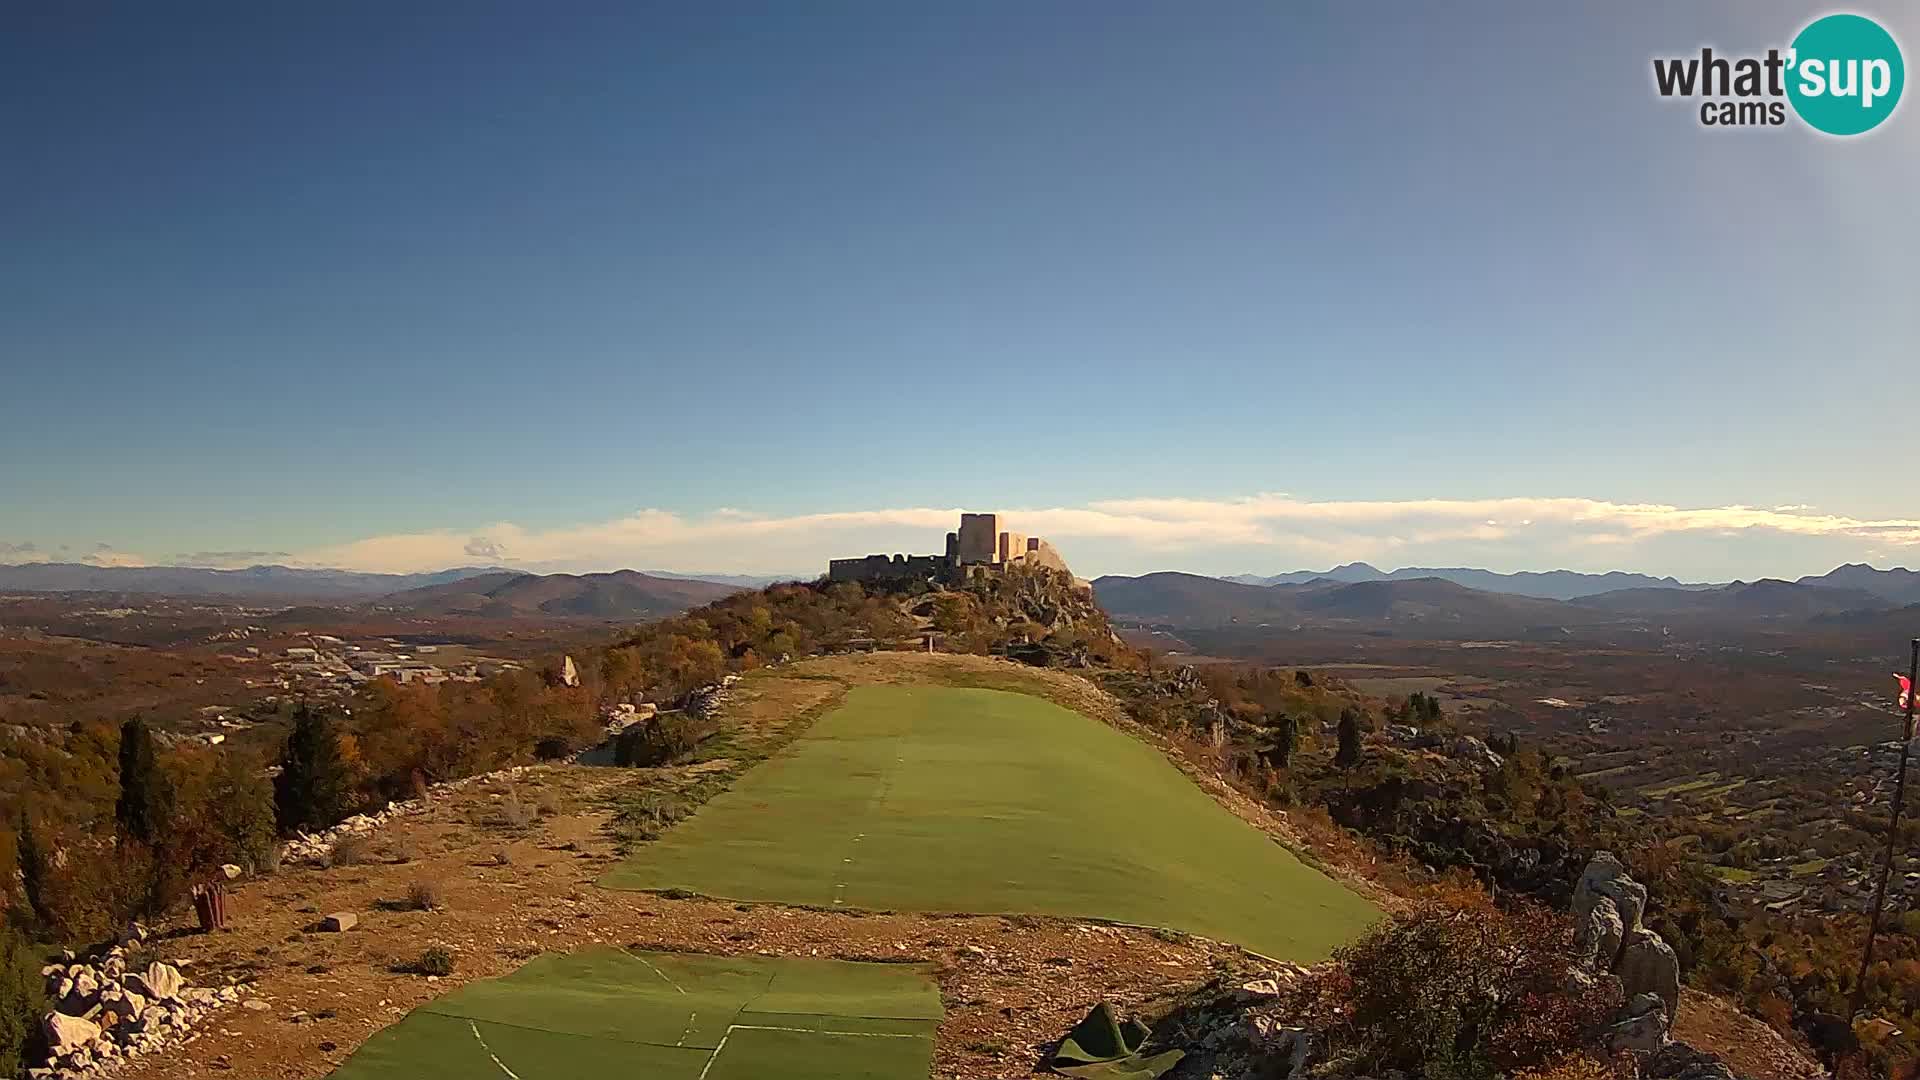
[193,883,228,932]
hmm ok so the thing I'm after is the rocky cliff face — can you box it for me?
[1575,852,1685,1055]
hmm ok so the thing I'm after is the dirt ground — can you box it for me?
[111,655,1251,1080]
[106,652,1823,1080]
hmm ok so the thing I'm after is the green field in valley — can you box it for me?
[604,685,1379,961]
[328,948,942,1080]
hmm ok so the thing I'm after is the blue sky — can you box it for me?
[3,2,1916,580]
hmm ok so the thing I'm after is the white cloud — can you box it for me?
[268,494,1920,577]
[80,544,148,568]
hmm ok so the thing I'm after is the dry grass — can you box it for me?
[406,880,445,911]
[330,834,375,867]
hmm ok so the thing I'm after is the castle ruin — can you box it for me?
[827,512,1072,585]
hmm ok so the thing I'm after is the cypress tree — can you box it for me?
[1272,713,1297,769]
[1335,707,1363,768]
[115,716,169,846]
[14,810,51,930]
[274,704,354,833]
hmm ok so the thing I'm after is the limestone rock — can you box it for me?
[43,1011,101,1054]
[1574,852,1648,933]
[130,961,184,1002]
[1452,735,1506,771]
[1617,928,1681,1019]
[322,912,358,932]
[1235,977,1283,1003]
[1606,1006,1671,1055]
[1576,895,1626,969]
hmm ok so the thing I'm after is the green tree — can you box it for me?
[1270,713,1297,769]
[1336,708,1363,769]
[115,716,169,847]
[0,921,46,1079]
[274,704,355,834]
[14,810,51,931]
[207,749,278,871]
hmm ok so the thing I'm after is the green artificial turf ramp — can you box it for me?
[327,948,941,1080]
[604,685,1379,960]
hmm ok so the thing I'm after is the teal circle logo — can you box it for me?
[1787,13,1904,135]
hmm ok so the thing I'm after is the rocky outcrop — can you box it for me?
[1576,895,1625,969]
[30,939,257,1079]
[1451,735,1505,772]
[1572,852,1683,1058]
[1574,851,1647,938]
[1605,993,1673,1054]
[1618,928,1682,1020]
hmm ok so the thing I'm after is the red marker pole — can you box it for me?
[1852,638,1920,1020]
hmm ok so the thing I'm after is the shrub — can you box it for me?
[0,923,45,1078]
[610,791,691,852]
[413,946,455,977]
[1513,1054,1616,1080]
[15,828,152,943]
[499,792,534,830]
[614,715,713,768]
[1293,887,1617,1080]
[329,834,374,867]
[206,748,278,872]
[407,880,445,911]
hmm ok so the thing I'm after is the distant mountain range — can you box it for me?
[375,570,742,618]
[1093,572,1594,631]
[0,563,508,600]
[1222,562,1711,601]
[1570,579,1890,619]
[0,562,760,614]
[1097,562,1920,634]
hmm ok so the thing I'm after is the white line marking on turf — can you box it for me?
[638,956,689,994]
[677,1011,698,1046]
[728,1024,923,1038]
[696,1033,731,1080]
[468,1021,524,1080]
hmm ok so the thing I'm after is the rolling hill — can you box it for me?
[1093,572,1601,634]
[1571,578,1891,618]
[1797,564,1920,606]
[1088,572,1286,623]
[376,569,743,619]
[0,562,505,600]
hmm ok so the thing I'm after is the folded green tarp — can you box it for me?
[1047,1002,1185,1079]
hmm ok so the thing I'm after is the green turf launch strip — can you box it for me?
[327,948,942,1080]
[603,685,1380,961]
